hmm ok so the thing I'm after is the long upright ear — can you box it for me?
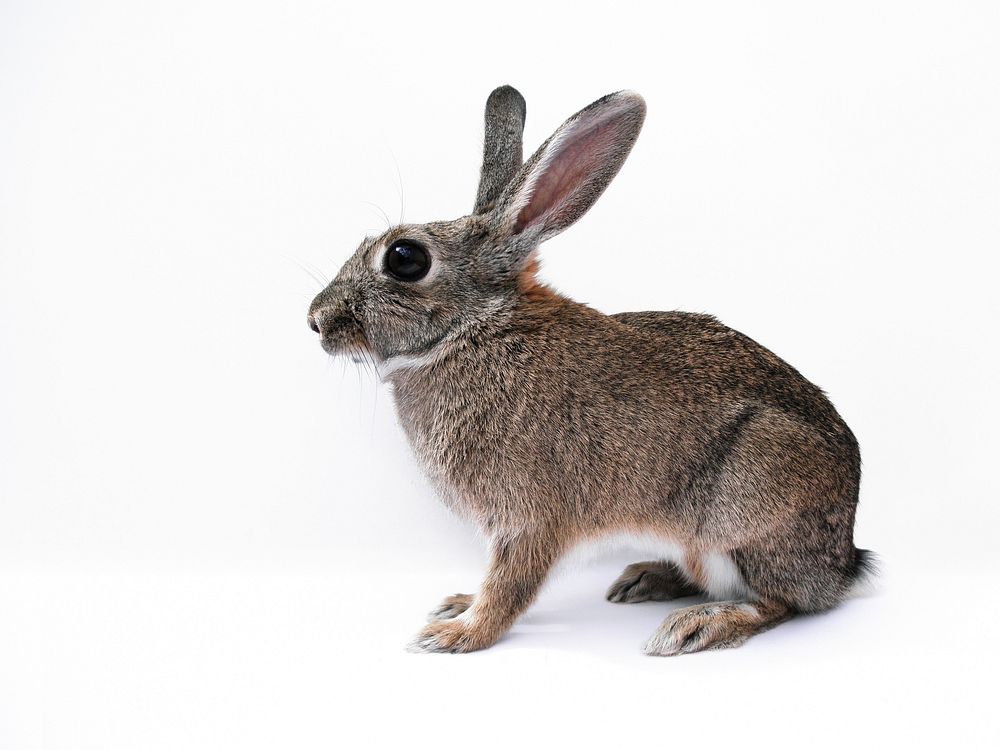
[494,91,645,243]
[473,85,527,215]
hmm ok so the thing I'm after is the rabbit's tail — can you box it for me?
[848,548,879,597]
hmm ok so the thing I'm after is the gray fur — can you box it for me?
[606,561,701,603]
[308,87,871,655]
[473,85,526,215]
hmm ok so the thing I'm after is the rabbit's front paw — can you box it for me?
[407,620,493,654]
[427,593,474,622]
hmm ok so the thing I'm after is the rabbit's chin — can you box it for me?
[319,335,371,360]
[335,347,383,376]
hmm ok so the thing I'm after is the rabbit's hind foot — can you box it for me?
[643,600,791,656]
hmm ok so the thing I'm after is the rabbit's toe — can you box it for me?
[407,619,491,654]
[427,593,474,621]
[606,565,660,603]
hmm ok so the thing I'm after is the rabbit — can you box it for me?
[308,85,874,656]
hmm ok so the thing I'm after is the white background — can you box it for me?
[2,1,998,747]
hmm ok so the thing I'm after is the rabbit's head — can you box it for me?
[308,86,645,364]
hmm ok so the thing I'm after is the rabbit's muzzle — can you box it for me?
[308,288,368,357]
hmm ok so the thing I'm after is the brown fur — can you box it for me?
[684,552,708,591]
[308,87,872,656]
[516,254,547,295]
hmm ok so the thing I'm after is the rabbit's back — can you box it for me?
[612,309,859,461]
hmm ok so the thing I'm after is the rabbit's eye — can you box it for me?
[384,240,430,282]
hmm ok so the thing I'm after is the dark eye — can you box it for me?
[384,240,430,282]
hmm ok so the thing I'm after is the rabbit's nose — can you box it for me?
[307,315,321,334]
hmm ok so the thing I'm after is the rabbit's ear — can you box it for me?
[473,86,527,215]
[494,91,645,243]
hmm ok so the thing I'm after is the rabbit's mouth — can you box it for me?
[309,301,371,359]
[318,327,370,360]
[322,336,381,375]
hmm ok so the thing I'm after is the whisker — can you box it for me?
[364,349,378,384]
[367,349,379,439]
[353,346,376,385]
[304,259,332,286]
[355,350,363,421]
[281,253,327,290]
[366,348,380,387]
[386,145,405,226]
[360,200,393,230]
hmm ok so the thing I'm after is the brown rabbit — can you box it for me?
[308,86,874,656]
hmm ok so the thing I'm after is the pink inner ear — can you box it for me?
[514,114,620,234]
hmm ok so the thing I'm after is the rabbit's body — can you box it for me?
[391,286,862,607]
[310,86,872,655]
